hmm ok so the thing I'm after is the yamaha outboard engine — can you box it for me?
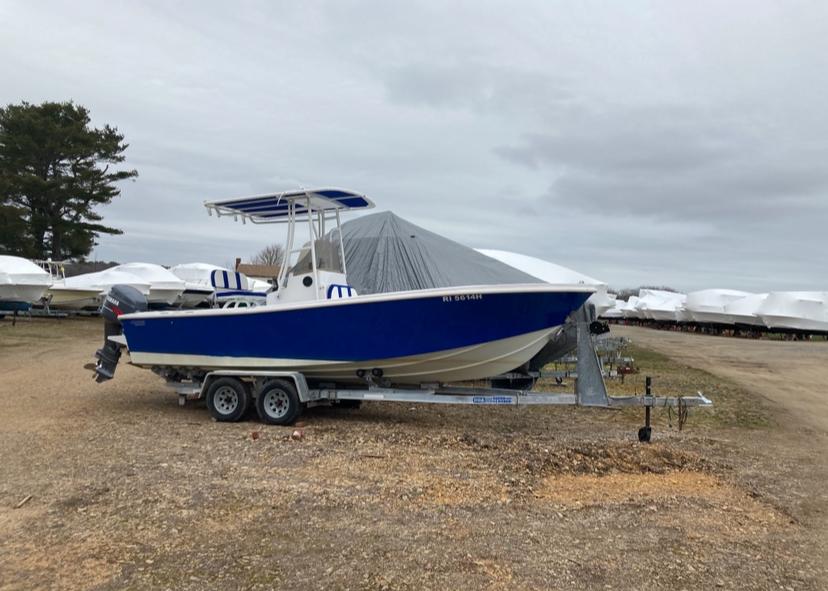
[94,285,147,382]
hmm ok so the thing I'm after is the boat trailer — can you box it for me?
[162,320,711,442]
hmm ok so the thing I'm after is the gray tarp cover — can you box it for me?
[336,211,540,294]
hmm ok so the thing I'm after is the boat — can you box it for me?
[47,281,105,310]
[111,263,186,306]
[51,268,152,310]
[0,255,52,312]
[38,260,105,310]
[103,188,594,384]
[757,291,828,333]
[634,289,687,322]
[684,289,751,325]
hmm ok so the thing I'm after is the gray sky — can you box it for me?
[2,0,826,292]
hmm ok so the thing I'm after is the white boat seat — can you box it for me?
[211,270,248,290]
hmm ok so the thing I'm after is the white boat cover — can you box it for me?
[634,289,687,321]
[674,306,694,323]
[684,289,752,325]
[723,293,769,327]
[0,255,52,286]
[170,262,225,286]
[113,263,186,292]
[336,212,540,293]
[63,268,152,295]
[623,296,641,319]
[602,298,626,319]
[0,255,52,302]
[757,292,828,332]
[476,249,613,316]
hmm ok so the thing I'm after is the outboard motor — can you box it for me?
[94,285,147,382]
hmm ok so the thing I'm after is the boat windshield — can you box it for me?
[289,232,345,276]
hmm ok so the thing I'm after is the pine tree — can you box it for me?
[0,101,138,259]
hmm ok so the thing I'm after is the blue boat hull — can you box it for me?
[0,301,32,312]
[121,286,592,383]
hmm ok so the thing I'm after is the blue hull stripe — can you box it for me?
[122,290,590,362]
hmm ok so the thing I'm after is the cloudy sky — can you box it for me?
[2,0,826,292]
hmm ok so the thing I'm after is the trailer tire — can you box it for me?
[256,379,302,425]
[206,377,250,422]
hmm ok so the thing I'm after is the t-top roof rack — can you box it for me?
[204,188,374,224]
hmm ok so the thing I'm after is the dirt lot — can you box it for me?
[1,318,826,590]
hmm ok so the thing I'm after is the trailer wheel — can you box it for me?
[206,377,250,422]
[256,379,302,425]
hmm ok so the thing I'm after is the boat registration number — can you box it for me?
[442,294,483,302]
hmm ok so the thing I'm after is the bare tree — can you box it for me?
[250,243,284,267]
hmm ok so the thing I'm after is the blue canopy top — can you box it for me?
[204,188,373,223]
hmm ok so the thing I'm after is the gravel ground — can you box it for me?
[0,317,825,590]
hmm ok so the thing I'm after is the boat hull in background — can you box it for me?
[47,285,104,310]
[0,283,50,310]
[0,255,53,311]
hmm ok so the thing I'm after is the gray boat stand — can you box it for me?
[168,322,711,441]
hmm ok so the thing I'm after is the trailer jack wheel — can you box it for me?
[638,426,652,443]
